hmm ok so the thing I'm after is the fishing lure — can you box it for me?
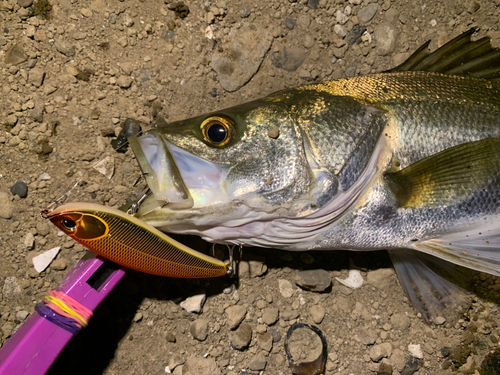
[43,202,229,278]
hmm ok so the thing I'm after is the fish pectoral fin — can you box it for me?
[384,138,500,208]
[387,27,500,80]
[388,249,472,324]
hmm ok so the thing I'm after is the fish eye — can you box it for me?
[61,219,77,231]
[200,116,235,147]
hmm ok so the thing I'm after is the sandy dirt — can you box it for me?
[1,0,500,374]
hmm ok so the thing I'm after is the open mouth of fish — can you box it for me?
[129,131,231,212]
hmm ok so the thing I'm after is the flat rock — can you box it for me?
[370,342,392,362]
[279,279,294,298]
[262,307,279,325]
[28,68,45,87]
[374,22,398,56]
[189,319,208,341]
[309,305,325,324]
[33,247,60,272]
[257,332,273,352]
[55,40,76,57]
[366,268,395,289]
[3,276,22,299]
[231,323,252,350]
[358,3,378,23]
[211,25,272,92]
[93,156,114,179]
[182,357,221,375]
[180,293,206,313]
[5,44,28,65]
[295,269,331,292]
[248,352,267,371]
[225,304,247,329]
[0,192,14,219]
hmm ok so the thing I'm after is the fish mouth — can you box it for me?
[129,131,230,212]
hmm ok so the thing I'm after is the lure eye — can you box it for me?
[61,219,77,231]
[200,116,235,147]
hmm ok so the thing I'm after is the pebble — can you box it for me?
[5,44,28,65]
[358,3,378,23]
[390,313,411,331]
[248,352,267,371]
[303,35,315,49]
[279,279,295,298]
[346,25,367,45]
[169,354,185,371]
[55,40,76,57]
[180,293,206,314]
[16,310,29,321]
[189,319,209,341]
[433,316,446,325]
[225,305,247,329]
[51,258,67,271]
[309,305,325,324]
[2,276,22,300]
[36,222,50,236]
[374,22,398,56]
[335,10,349,25]
[0,192,14,219]
[369,342,392,362]
[360,328,378,345]
[295,270,331,292]
[285,17,296,30]
[262,307,279,325]
[271,46,307,72]
[122,15,134,27]
[408,344,423,359]
[182,357,221,375]
[111,118,142,153]
[116,75,133,88]
[239,7,251,18]
[366,268,394,289]
[165,331,176,342]
[10,181,28,198]
[6,114,17,126]
[133,312,143,322]
[401,356,421,374]
[378,359,393,375]
[257,332,273,352]
[27,58,38,68]
[281,310,300,321]
[268,328,282,343]
[33,247,60,272]
[24,232,35,250]
[335,269,364,289]
[238,256,267,278]
[18,0,33,7]
[231,323,252,350]
[211,25,273,92]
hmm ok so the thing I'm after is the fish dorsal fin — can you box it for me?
[387,28,500,81]
[384,138,500,208]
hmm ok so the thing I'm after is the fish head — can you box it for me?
[45,203,109,241]
[130,92,326,242]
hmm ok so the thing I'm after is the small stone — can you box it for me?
[433,316,446,325]
[279,279,294,298]
[133,312,143,322]
[165,331,176,342]
[231,323,252,350]
[81,8,92,17]
[3,276,22,300]
[304,35,315,49]
[346,25,367,45]
[360,328,378,345]
[51,258,67,271]
[309,305,325,324]
[285,17,296,30]
[402,356,421,374]
[370,342,392,362]
[0,192,14,219]
[169,354,185,371]
[190,319,209,341]
[441,347,450,357]
[249,352,267,371]
[116,75,133,88]
[6,114,17,126]
[36,221,50,236]
[295,269,331,292]
[117,36,128,48]
[55,40,76,57]
[239,7,251,18]
[390,313,411,331]
[182,357,221,375]
[408,344,423,359]
[366,268,394,289]
[93,156,114,179]
[268,328,282,343]
[358,3,378,23]
[262,307,279,325]
[225,305,247,330]
[281,310,300,321]
[27,58,38,68]
[18,0,33,7]
[10,181,28,198]
[122,15,134,27]
[73,31,87,40]
[39,172,51,181]
[16,310,29,321]
[33,247,60,272]
[335,10,349,25]
[24,232,35,249]
[374,22,398,56]
[180,293,206,313]
[5,45,28,65]
[258,332,273,352]
[378,359,393,375]
[238,256,267,278]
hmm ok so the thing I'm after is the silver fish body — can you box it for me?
[129,29,500,320]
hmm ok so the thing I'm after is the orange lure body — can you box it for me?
[45,203,228,278]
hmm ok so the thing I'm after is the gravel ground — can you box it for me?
[1,0,500,374]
